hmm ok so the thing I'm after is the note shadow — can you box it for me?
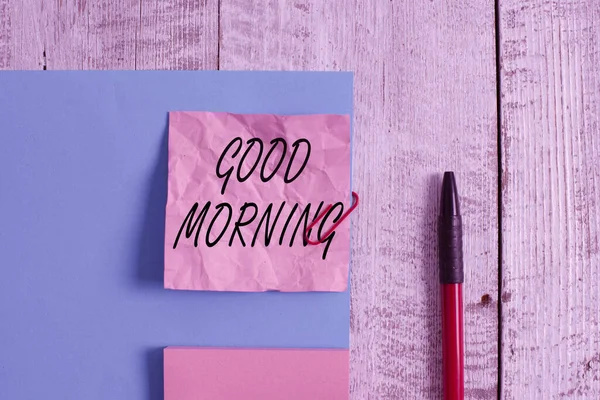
[422,173,443,396]
[136,124,168,287]
[146,348,164,400]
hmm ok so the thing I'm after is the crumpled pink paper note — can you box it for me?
[164,111,351,292]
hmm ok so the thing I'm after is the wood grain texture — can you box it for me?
[0,0,11,69]
[0,0,217,70]
[137,0,218,69]
[220,1,499,398]
[1,0,500,397]
[499,0,600,398]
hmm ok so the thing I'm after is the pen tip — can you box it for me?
[440,171,460,216]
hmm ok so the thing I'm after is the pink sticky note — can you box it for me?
[164,111,351,292]
[164,347,349,400]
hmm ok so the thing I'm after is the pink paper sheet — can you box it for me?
[164,111,351,292]
[164,347,349,400]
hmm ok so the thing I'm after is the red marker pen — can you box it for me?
[438,171,464,400]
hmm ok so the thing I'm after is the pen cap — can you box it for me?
[438,172,464,284]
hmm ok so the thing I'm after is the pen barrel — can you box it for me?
[438,216,464,284]
[441,284,464,400]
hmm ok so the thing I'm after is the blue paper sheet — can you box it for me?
[0,71,353,400]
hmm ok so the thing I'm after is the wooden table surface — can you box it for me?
[1,1,599,398]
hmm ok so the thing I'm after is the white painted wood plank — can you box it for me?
[220,1,499,398]
[7,0,141,69]
[0,0,218,70]
[499,0,600,398]
[1,0,500,397]
[137,0,218,69]
[1,0,46,69]
[0,0,13,68]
